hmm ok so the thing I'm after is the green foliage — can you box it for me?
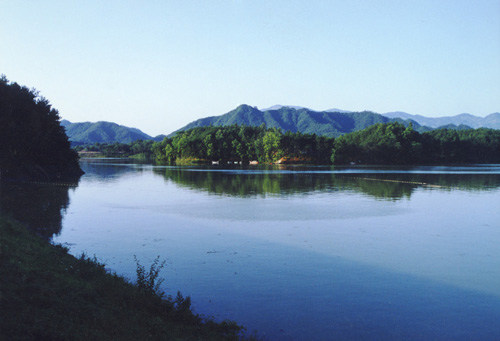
[331,122,500,165]
[152,124,336,165]
[174,104,397,137]
[0,75,83,180]
[77,119,499,166]
[263,129,282,162]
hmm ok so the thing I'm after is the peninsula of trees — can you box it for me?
[149,123,500,165]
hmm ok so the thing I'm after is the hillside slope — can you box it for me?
[61,120,163,144]
[173,105,400,137]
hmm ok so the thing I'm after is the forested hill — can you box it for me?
[62,105,485,145]
[61,120,165,145]
[173,104,427,137]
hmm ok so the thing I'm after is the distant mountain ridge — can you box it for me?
[173,105,499,137]
[173,104,418,137]
[381,111,500,129]
[61,120,165,144]
[62,106,499,145]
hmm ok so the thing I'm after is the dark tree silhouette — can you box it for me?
[0,75,83,181]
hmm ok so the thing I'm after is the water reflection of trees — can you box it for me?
[0,181,77,239]
[79,159,144,182]
[155,168,336,197]
[154,167,500,200]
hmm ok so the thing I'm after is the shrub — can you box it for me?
[134,255,166,298]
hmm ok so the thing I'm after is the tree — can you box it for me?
[263,129,283,162]
[0,76,82,181]
[164,143,176,163]
[203,134,214,160]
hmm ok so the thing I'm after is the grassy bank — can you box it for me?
[0,214,250,340]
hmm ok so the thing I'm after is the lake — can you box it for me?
[4,160,500,340]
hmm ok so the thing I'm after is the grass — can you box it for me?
[0,214,254,340]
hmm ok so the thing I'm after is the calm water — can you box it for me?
[4,160,500,340]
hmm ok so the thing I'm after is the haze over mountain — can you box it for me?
[260,105,310,111]
[61,120,165,145]
[381,111,500,129]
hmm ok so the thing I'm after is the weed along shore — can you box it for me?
[0,214,252,340]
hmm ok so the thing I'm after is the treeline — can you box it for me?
[73,122,500,165]
[151,125,335,164]
[332,122,500,164]
[150,123,500,165]
[0,76,82,181]
[75,140,154,158]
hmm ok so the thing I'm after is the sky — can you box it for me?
[1,0,499,136]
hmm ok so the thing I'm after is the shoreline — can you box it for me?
[0,214,253,340]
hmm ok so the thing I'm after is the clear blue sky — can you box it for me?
[1,0,499,136]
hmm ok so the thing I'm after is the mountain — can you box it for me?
[61,107,498,144]
[483,113,500,128]
[61,120,164,144]
[382,112,500,129]
[172,104,417,137]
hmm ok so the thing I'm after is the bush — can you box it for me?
[134,255,166,298]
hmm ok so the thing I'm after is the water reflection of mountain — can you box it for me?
[0,181,77,239]
[154,166,500,200]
